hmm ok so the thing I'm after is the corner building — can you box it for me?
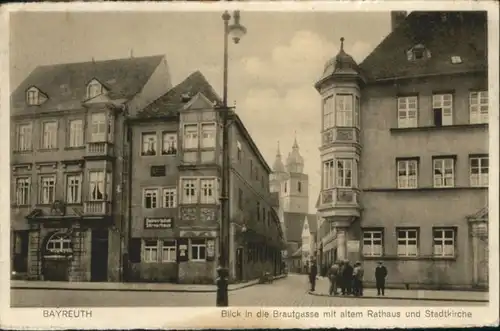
[10,55,172,282]
[315,11,489,289]
[125,71,284,284]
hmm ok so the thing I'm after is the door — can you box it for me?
[13,231,29,273]
[91,229,109,282]
[236,247,243,281]
[477,236,488,287]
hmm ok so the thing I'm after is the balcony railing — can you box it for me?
[86,142,113,157]
[84,201,111,215]
[320,188,359,207]
[322,127,360,146]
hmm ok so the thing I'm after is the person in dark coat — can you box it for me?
[342,260,353,295]
[308,259,318,292]
[352,261,364,296]
[337,260,345,293]
[375,261,388,296]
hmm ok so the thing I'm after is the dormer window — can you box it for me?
[87,79,103,99]
[407,44,431,61]
[451,56,462,64]
[26,87,40,105]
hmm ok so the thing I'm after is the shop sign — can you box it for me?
[206,239,215,261]
[347,240,360,253]
[177,238,189,262]
[144,217,173,229]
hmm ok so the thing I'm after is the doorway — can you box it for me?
[91,229,109,282]
[236,247,243,281]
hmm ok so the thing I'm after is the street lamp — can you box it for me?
[216,10,247,307]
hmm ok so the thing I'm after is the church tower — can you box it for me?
[282,136,309,214]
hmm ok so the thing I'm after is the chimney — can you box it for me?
[391,11,408,32]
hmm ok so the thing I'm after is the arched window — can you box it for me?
[46,232,72,254]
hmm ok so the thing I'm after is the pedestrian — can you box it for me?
[352,262,364,296]
[328,262,340,296]
[308,259,318,292]
[375,261,388,296]
[342,260,353,295]
[337,260,345,294]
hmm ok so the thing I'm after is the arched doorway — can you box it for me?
[43,232,72,281]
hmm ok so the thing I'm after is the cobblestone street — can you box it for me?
[11,274,487,307]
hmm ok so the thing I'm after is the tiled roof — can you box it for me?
[284,212,317,243]
[137,70,221,118]
[359,11,487,82]
[11,55,165,112]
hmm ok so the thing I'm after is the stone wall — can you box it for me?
[129,262,178,282]
[178,261,216,284]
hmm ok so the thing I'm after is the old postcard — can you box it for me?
[0,1,498,329]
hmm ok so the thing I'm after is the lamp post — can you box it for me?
[216,10,247,307]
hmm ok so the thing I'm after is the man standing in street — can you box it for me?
[342,260,353,295]
[375,261,388,296]
[308,259,318,292]
[328,262,340,296]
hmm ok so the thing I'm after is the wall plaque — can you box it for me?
[347,240,360,253]
[144,217,173,229]
[150,165,166,177]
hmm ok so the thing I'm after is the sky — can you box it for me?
[10,11,391,213]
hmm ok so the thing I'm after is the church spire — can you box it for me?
[286,134,304,173]
[272,141,286,173]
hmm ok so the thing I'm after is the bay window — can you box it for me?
[322,160,335,189]
[336,159,353,188]
[336,94,353,127]
[90,113,107,142]
[323,96,334,130]
[183,124,198,149]
[201,123,216,148]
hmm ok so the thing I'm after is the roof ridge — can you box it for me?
[33,54,165,69]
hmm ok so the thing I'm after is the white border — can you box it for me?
[1,1,499,329]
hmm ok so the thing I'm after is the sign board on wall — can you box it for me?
[347,240,360,253]
[144,217,173,229]
[150,165,166,177]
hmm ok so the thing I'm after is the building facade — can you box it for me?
[125,71,284,284]
[315,11,489,289]
[269,139,317,273]
[10,55,172,282]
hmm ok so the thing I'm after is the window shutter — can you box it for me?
[129,238,142,263]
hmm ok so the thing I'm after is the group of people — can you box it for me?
[307,259,388,297]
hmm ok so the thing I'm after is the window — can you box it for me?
[336,94,353,127]
[354,96,360,128]
[200,179,216,204]
[163,188,177,208]
[16,123,32,151]
[143,240,158,263]
[182,179,198,204]
[66,174,81,204]
[433,228,455,257]
[470,91,488,124]
[15,177,30,205]
[89,171,105,201]
[397,159,418,189]
[26,88,39,105]
[46,233,72,254]
[407,45,430,61]
[161,240,177,262]
[397,228,418,257]
[336,159,353,188]
[39,175,56,204]
[191,239,206,261]
[362,230,383,257]
[470,156,488,187]
[201,123,216,148]
[322,160,334,189]
[90,113,106,142]
[87,80,102,99]
[143,188,159,209]
[397,96,418,128]
[183,124,198,149]
[42,121,57,149]
[451,56,462,64]
[322,96,334,130]
[433,158,455,188]
[432,94,453,126]
[162,132,177,155]
[141,133,157,156]
[68,119,84,147]
[298,181,302,193]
